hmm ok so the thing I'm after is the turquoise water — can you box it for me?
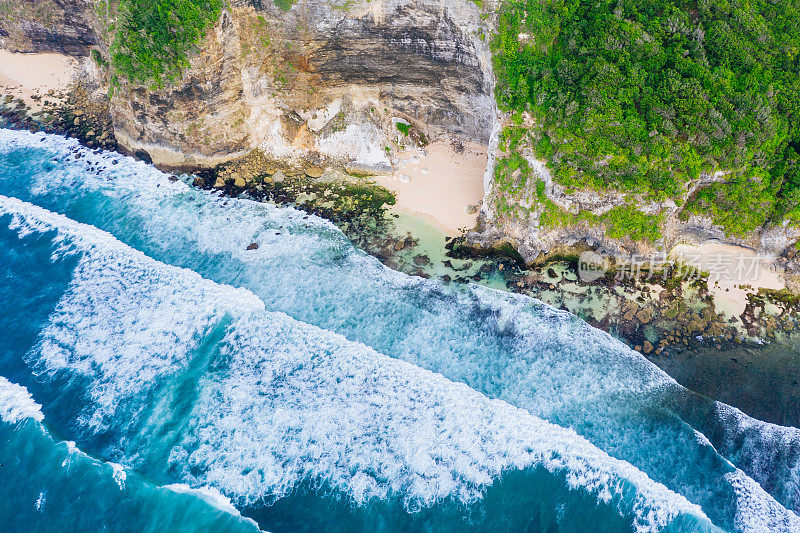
[0,130,799,532]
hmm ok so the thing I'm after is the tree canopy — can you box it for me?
[494,0,800,235]
[111,0,223,87]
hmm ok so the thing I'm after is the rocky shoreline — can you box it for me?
[1,79,116,152]
[192,145,800,369]
[2,79,799,426]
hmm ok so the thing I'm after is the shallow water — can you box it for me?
[1,129,799,532]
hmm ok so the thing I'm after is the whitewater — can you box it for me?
[0,128,799,532]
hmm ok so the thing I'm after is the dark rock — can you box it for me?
[309,11,490,142]
[134,150,153,164]
[0,0,98,55]
[246,242,259,251]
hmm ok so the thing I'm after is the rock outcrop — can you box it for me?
[2,0,497,170]
[0,0,98,55]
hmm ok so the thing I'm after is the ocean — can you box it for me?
[0,128,798,532]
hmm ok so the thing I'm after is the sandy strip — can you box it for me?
[376,140,486,236]
[670,242,784,317]
[0,49,78,111]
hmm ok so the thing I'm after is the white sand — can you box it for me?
[0,49,78,111]
[377,140,486,236]
[670,242,784,317]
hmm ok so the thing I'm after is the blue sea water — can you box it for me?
[0,129,799,532]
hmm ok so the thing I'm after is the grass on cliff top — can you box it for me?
[493,0,800,236]
[493,154,664,242]
[111,0,223,87]
[273,0,294,12]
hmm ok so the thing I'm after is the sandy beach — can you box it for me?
[376,140,486,236]
[670,242,784,316]
[0,49,78,111]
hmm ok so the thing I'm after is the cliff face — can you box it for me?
[109,7,252,168]
[0,0,98,55]
[1,0,495,169]
[471,180,800,265]
[115,0,495,169]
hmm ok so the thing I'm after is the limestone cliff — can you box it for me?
[0,0,98,55]
[2,0,496,170]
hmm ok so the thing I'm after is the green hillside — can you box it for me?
[493,0,800,236]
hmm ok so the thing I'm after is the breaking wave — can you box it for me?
[1,129,800,531]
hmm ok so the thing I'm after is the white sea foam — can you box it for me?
[111,462,127,490]
[710,402,800,513]
[0,376,43,424]
[0,128,344,260]
[0,195,264,429]
[176,310,715,533]
[0,196,717,532]
[4,130,800,530]
[35,491,46,511]
[162,484,264,530]
[61,441,77,467]
[725,470,800,532]
[163,484,242,517]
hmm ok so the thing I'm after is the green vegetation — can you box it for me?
[493,0,800,237]
[90,49,108,68]
[111,0,223,87]
[494,151,531,194]
[273,0,294,12]
[492,152,665,241]
[683,168,785,233]
[395,122,410,135]
[603,205,663,241]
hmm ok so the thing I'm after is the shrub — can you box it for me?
[493,0,800,232]
[111,0,223,87]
